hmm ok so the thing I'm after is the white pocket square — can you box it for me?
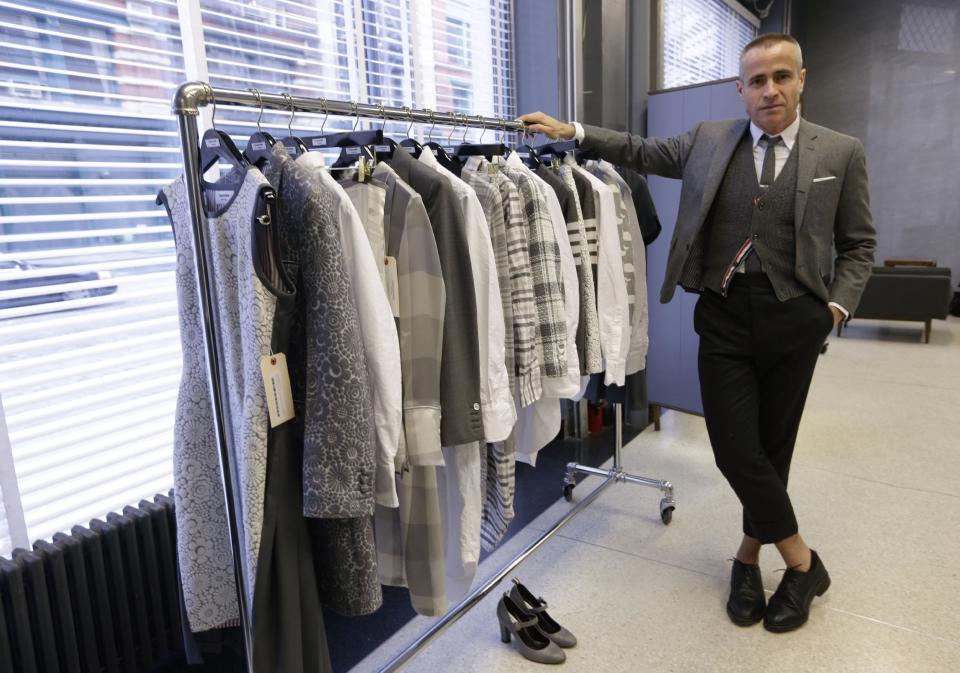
[812,176,837,183]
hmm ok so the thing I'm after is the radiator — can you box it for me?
[0,493,185,673]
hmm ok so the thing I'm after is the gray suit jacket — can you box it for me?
[580,118,876,314]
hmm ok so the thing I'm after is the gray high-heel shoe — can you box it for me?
[509,578,577,648]
[497,593,566,664]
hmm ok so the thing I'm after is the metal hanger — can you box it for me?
[198,83,246,173]
[243,88,276,167]
[399,105,423,157]
[279,92,307,157]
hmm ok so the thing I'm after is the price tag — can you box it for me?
[346,146,361,155]
[311,137,328,147]
[250,141,266,151]
[374,144,390,152]
[403,145,416,154]
[204,137,221,148]
[384,256,400,318]
[260,353,295,428]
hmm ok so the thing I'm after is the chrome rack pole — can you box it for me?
[174,82,527,132]
[563,403,676,524]
[172,82,256,672]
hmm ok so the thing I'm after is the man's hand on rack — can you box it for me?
[519,112,576,140]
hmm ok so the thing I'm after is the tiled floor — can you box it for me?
[352,315,960,673]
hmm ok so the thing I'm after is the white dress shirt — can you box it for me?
[296,152,404,508]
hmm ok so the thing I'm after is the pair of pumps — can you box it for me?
[496,578,577,665]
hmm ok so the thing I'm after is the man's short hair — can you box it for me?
[739,33,803,75]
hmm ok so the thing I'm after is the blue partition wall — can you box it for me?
[645,79,746,415]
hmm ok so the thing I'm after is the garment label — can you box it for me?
[260,353,295,428]
[311,137,328,147]
[204,137,221,148]
[346,146,361,155]
[250,141,267,151]
[213,190,233,208]
[384,256,400,317]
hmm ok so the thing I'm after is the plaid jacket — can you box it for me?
[498,163,568,381]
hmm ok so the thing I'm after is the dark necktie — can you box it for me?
[723,134,782,283]
[759,134,781,191]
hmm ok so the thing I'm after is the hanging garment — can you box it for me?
[497,161,568,381]
[458,163,518,555]
[511,152,580,397]
[559,165,603,374]
[161,165,284,633]
[262,144,381,617]
[296,152,403,509]
[367,160,448,617]
[474,160,542,407]
[418,148,515,443]
[585,162,637,383]
[588,160,650,373]
[614,165,662,246]
[537,164,600,377]
[569,158,630,387]
[387,147,484,446]
[506,153,580,467]
[252,290,333,673]
[418,148,513,603]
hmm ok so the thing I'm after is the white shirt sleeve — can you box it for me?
[572,121,585,142]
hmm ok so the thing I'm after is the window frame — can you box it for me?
[652,0,760,92]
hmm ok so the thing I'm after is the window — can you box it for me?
[659,0,759,89]
[0,0,516,557]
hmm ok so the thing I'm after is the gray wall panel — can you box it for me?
[794,0,960,278]
[645,81,744,415]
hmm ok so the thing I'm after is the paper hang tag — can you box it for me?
[384,256,400,318]
[260,353,295,428]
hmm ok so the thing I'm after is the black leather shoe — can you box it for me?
[764,550,831,633]
[726,559,766,626]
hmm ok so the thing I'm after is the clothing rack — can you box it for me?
[170,81,675,673]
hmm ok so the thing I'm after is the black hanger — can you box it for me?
[243,89,276,167]
[455,115,507,160]
[195,86,246,173]
[371,104,398,163]
[278,92,307,158]
[535,139,578,159]
[519,142,542,169]
[423,111,459,169]
[398,106,423,158]
[329,104,385,169]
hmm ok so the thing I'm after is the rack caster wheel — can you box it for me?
[563,483,575,502]
[660,500,674,525]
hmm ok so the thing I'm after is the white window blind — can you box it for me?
[0,0,515,557]
[661,0,758,89]
[201,0,516,151]
[0,0,185,557]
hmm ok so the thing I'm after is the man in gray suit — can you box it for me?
[521,33,875,632]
